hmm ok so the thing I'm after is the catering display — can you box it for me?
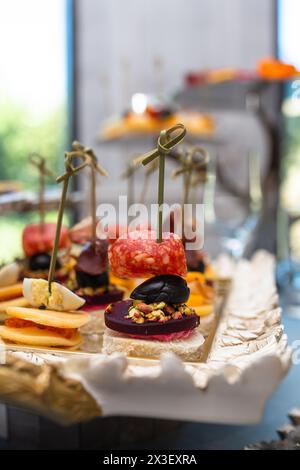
[0,127,291,426]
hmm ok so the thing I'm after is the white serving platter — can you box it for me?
[1,251,291,425]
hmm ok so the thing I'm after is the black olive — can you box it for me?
[76,270,109,289]
[28,253,61,271]
[130,274,189,304]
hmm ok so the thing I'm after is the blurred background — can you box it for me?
[0,0,299,283]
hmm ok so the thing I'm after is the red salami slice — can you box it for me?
[108,229,187,278]
[22,223,70,257]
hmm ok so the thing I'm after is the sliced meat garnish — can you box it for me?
[23,223,70,257]
[109,230,187,278]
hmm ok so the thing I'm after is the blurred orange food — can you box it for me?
[109,273,135,293]
[257,58,299,80]
[185,271,214,308]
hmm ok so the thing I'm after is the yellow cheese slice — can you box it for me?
[6,306,90,329]
[0,325,82,348]
[0,283,23,301]
[0,297,30,313]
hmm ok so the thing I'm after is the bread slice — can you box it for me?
[102,327,205,362]
[5,306,90,329]
[0,325,82,348]
[197,312,215,338]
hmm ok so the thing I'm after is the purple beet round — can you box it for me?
[80,287,124,306]
[104,300,199,336]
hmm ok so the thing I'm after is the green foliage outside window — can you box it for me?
[0,98,70,264]
[0,98,68,189]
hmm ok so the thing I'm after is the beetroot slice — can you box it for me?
[80,288,124,307]
[104,300,199,336]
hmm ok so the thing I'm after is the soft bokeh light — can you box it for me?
[131,93,148,114]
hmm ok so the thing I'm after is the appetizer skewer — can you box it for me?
[65,143,126,315]
[103,124,206,360]
[23,154,71,280]
[171,145,215,332]
[0,146,91,349]
[0,155,70,315]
